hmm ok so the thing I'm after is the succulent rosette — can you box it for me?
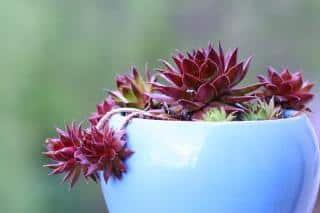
[150,42,264,118]
[79,125,133,183]
[89,96,115,125]
[108,65,158,109]
[257,67,314,110]
[43,123,97,188]
[43,122,133,187]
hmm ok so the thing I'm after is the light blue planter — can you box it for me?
[100,114,320,213]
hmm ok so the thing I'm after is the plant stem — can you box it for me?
[119,111,176,129]
[96,108,175,130]
[96,108,144,130]
[119,112,143,130]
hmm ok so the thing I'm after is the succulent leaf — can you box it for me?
[202,107,236,122]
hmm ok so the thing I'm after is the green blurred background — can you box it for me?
[1,0,319,212]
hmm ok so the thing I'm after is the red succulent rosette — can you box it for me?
[43,121,133,187]
[150,42,264,117]
[43,123,94,188]
[79,125,134,183]
[108,65,158,109]
[258,67,314,110]
[89,96,115,125]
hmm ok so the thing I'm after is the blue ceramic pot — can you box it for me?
[100,114,320,213]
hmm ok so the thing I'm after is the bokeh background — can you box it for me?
[1,0,319,212]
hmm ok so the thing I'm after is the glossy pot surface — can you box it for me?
[100,114,320,213]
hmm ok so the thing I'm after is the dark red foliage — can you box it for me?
[89,96,115,125]
[258,67,314,110]
[43,121,133,187]
[151,42,264,116]
[108,65,158,109]
[79,125,134,183]
[43,123,95,188]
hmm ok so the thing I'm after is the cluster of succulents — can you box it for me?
[242,98,282,121]
[43,42,315,188]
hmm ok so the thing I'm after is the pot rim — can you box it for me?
[113,111,310,127]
